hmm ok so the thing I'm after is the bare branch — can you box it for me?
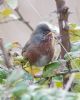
[15,8,34,31]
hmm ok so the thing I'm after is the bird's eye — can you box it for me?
[43,32,46,34]
[43,31,50,35]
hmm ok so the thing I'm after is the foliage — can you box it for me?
[43,61,61,77]
[72,82,80,93]
[0,67,8,83]
[64,24,80,93]
[69,23,80,42]
[0,68,80,100]
[71,41,80,52]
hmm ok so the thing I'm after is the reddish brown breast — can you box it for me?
[22,34,54,66]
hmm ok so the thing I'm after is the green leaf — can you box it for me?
[6,68,25,85]
[64,51,80,60]
[21,94,31,100]
[11,85,28,97]
[0,68,8,83]
[69,23,77,29]
[69,23,80,42]
[71,41,80,52]
[71,58,80,69]
[72,83,80,93]
[43,61,61,78]
[14,56,27,66]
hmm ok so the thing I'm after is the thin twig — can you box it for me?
[0,19,18,24]
[15,8,34,31]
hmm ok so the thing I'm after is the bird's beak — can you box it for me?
[48,32,52,35]
[46,32,52,37]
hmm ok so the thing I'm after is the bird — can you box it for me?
[22,22,56,67]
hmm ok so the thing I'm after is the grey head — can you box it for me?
[30,22,53,43]
[33,22,51,36]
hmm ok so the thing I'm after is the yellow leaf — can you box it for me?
[75,73,80,79]
[10,96,15,100]
[23,66,41,76]
[55,81,63,88]
[2,8,13,16]
[12,42,21,48]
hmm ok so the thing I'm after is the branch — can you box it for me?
[0,8,34,31]
[0,38,11,69]
[34,69,80,78]
[0,19,18,24]
[55,0,71,58]
[15,8,34,31]
[55,0,72,88]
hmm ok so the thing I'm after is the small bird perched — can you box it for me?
[22,22,56,67]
